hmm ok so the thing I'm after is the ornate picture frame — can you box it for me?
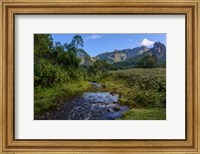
[0,0,199,153]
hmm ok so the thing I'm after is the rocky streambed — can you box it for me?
[35,82,129,120]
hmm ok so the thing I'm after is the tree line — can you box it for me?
[34,34,162,87]
[34,34,86,87]
[34,34,112,87]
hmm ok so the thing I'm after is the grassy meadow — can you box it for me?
[98,68,166,120]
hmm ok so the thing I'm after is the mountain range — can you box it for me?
[78,42,166,66]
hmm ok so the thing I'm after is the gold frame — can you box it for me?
[0,0,199,153]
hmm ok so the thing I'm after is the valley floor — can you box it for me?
[34,68,166,120]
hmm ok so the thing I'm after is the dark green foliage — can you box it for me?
[34,34,53,60]
[111,54,164,70]
[134,90,165,108]
[112,57,137,70]
[71,34,84,49]
[56,50,80,69]
[34,34,85,88]
[100,68,166,109]
[51,41,64,59]
[34,59,69,87]
[136,55,158,68]
[34,34,91,114]
[87,60,112,80]
[93,60,111,71]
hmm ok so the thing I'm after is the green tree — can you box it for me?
[64,35,84,55]
[34,34,53,60]
[34,34,85,87]
[89,60,111,77]
[56,50,80,69]
[71,35,84,49]
[56,35,85,69]
[51,41,64,60]
[137,55,157,68]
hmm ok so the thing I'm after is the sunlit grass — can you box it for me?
[34,80,90,114]
[99,68,166,119]
[120,108,166,120]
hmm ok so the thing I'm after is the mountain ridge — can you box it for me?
[79,42,166,65]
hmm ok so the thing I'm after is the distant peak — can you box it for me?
[152,42,166,53]
[154,41,163,46]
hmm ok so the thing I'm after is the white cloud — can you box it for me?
[85,34,102,41]
[140,38,154,46]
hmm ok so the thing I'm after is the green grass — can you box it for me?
[34,80,90,115]
[120,108,166,120]
[99,68,166,120]
[35,68,166,120]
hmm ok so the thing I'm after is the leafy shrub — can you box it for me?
[136,55,158,68]
[34,59,69,87]
[134,90,165,108]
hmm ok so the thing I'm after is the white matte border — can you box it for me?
[15,15,185,139]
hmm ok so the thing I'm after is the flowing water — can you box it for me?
[35,82,129,120]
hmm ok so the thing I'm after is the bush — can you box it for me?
[34,59,69,87]
[134,90,165,108]
[119,97,136,108]
[137,55,157,68]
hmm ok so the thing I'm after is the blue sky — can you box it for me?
[52,34,166,57]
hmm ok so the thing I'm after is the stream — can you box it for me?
[35,82,129,120]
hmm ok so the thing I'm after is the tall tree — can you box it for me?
[71,35,84,49]
[51,41,64,60]
[34,34,53,59]
[137,55,157,68]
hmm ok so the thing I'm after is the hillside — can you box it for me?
[79,42,166,66]
[93,46,149,63]
[76,49,94,65]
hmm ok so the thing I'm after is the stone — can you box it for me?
[107,108,114,112]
